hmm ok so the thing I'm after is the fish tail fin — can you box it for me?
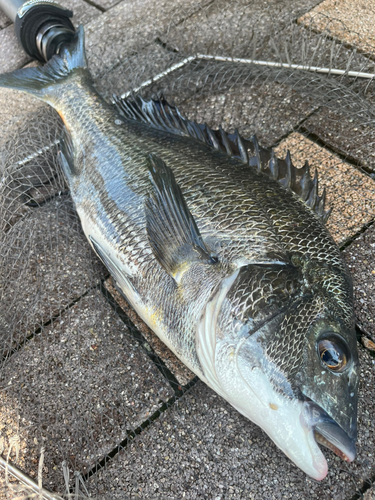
[0,25,87,100]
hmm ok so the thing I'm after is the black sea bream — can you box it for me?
[0,26,359,480]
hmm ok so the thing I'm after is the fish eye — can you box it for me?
[317,335,349,373]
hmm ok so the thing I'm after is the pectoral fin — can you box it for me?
[58,127,76,181]
[145,154,218,280]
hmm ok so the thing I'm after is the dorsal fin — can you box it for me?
[114,94,331,223]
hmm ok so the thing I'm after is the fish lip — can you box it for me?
[302,398,356,463]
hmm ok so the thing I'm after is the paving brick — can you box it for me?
[93,42,180,99]
[258,16,374,73]
[275,132,375,245]
[86,344,375,500]
[0,89,46,128]
[343,225,375,339]
[0,290,174,492]
[299,0,375,56]
[177,79,317,148]
[158,0,322,60]
[0,26,28,73]
[83,0,213,82]
[88,0,122,12]
[0,104,61,168]
[0,473,34,500]
[0,105,66,230]
[303,107,375,175]
[66,0,102,26]
[104,279,195,387]
[0,198,105,352]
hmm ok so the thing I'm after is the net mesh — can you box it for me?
[0,1,374,498]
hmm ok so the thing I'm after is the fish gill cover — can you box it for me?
[0,0,374,498]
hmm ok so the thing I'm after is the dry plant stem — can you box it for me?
[0,456,62,500]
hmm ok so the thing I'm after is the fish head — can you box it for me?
[197,260,359,480]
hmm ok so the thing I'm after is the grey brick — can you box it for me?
[0,198,105,351]
[343,225,375,340]
[303,107,375,174]
[0,290,174,492]
[0,26,28,73]
[177,79,318,148]
[157,0,322,60]
[93,42,181,99]
[87,0,122,12]
[84,0,213,82]
[0,10,11,30]
[85,345,374,499]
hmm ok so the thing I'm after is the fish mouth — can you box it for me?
[314,430,355,462]
[302,398,356,465]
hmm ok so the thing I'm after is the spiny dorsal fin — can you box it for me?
[145,154,218,281]
[114,95,331,223]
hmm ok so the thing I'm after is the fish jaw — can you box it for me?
[301,399,356,464]
[214,338,329,480]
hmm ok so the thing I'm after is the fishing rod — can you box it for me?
[0,0,75,61]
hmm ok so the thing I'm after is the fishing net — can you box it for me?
[0,0,375,498]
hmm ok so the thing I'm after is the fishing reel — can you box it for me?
[1,0,75,61]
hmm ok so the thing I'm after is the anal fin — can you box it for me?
[58,127,76,181]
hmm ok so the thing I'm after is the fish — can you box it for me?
[0,26,359,480]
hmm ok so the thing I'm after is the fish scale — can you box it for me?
[78,121,288,270]
[0,26,359,481]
